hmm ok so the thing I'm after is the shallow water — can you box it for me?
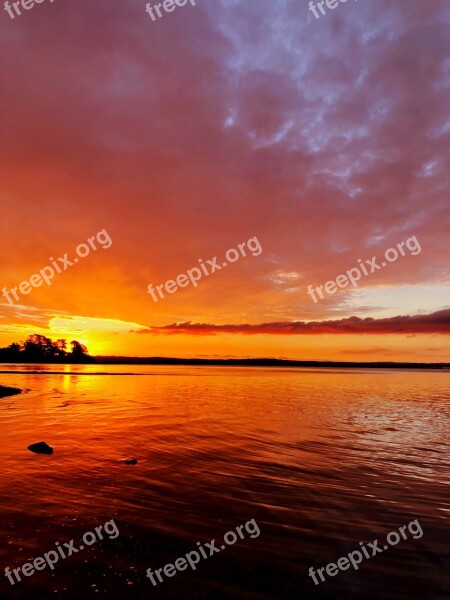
[0,365,449,599]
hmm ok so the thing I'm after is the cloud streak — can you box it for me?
[138,309,450,336]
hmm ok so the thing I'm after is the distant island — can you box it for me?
[0,335,448,369]
[0,335,94,363]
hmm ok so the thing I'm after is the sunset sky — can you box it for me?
[1,0,449,360]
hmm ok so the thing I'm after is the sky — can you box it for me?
[0,0,449,360]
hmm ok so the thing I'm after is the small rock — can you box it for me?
[28,442,53,455]
[0,385,22,399]
[123,458,138,465]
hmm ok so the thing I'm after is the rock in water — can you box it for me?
[28,442,53,455]
[0,385,22,398]
[124,458,138,465]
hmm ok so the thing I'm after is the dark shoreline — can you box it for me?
[0,357,449,370]
[94,356,450,369]
[0,385,22,398]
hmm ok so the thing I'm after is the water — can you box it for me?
[0,365,449,599]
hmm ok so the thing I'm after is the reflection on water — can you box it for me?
[0,366,448,599]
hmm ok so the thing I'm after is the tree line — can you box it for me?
[0,335,94,363]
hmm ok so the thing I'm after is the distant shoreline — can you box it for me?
[0,357,448,370]
[96,357,450,369]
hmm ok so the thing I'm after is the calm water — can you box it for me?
[0,365,448,600]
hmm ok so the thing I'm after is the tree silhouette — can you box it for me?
[0,335,94,363]
[23,334,55,359]
[6,342,21,358]
[70,340,89,360]
[54,339,67,357]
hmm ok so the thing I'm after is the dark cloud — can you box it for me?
[137,309,450,336]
